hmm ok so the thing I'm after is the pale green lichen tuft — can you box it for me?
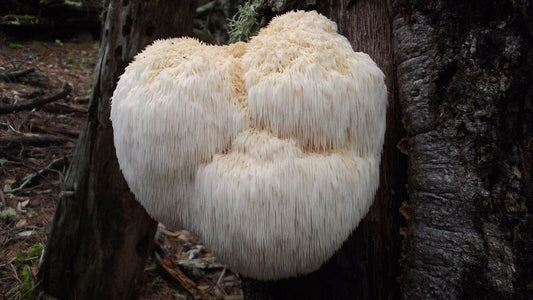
[227,0,264,43]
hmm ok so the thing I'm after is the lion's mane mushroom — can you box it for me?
[111,11,387,280]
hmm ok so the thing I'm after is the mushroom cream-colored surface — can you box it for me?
[111,11,387,280]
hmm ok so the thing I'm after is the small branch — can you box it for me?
[74,96,90,104]
[155,254,208,299]
[6,157,67,193]
[42,102,87,114]
[0,133,72,146]
[215,266,227,294]
[0,83,72,114]
[0,68,35,81]
[33,124,80,139]
[10,263,22,285]
[0,189,5,207]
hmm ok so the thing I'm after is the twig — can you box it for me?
[7,157,66,193]
[0,68,35,81]
[215,266,227,294]
[9,263,22,285]
[32,124,80,139]
[0,83,72,114]
[0,133,72,147]
[17,159,55,189]
[42,102,87,114]
[0,53,32,70]
[74,96,90,104]
[155,253,208,299]
[0,55,21,69]
[0,189,5,208]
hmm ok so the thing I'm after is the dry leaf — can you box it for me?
[16,218,27,228]
[17,230,35,238]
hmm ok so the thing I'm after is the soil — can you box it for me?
[0,38,242,299]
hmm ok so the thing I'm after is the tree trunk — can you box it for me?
[394,0,533,298]
[37,1,196,299]
[242,1,408,299]
[243,0,533,299]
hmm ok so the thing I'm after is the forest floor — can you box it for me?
[0,38,242,299]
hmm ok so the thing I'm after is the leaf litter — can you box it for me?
[0,38,242,299]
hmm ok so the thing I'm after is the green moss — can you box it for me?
[85,84,93,94]
[16,243,43,262]
[20,265,35,299]
[64,0,83,8]
[26,243,43,259]
[1,15,41,26]
[0,208,16,222]
[8,43,24,49]
[10,244,43,299]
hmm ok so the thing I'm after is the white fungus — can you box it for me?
[110,11,387,280]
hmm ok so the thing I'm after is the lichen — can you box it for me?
[227,0,264,43]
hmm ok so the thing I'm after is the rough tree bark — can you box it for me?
[394,1,533,298]
[244,0,533,299]
[37,1,196,299]
[242,0,408,299]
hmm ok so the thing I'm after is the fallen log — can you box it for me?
[0,68,35,81]
[0,133,72,146]
[0,83,72,114]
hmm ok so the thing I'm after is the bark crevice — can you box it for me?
[394,0,533,298]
